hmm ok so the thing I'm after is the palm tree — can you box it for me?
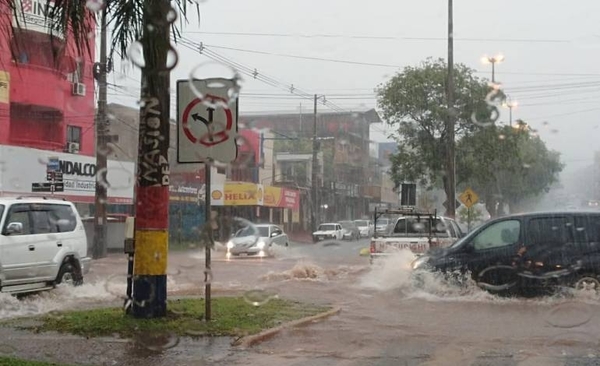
[1,0,199,318]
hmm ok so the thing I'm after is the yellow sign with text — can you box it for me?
[223,183,261,206]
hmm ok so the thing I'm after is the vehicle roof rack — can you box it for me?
[16,196,66,201]
[376,206,437,216]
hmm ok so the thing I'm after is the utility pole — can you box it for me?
[93,5,109,259]
[445,0,456,218]
[311,94,319,232]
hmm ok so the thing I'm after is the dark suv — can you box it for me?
[411,211,600,295]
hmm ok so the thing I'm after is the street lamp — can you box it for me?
[502,96,518,127]
[481,54,505,83]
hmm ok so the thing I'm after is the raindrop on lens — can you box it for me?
[184,319,207,336]
[85,0,104,12]
[243,289,275,306]
[0,344,17,355]
[545,302,593,329]
[165,9,178,23]
[498,134,506,140]
[134,332,180,352]
[127,42,145,68]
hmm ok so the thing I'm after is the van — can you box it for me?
[411,211,600,294]
[0,197,91,295]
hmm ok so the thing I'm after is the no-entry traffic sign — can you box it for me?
[177,78,239,163]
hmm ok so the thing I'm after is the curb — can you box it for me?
[232,305,342,348]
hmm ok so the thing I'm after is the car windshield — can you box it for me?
[339,222,353,228]
[318,224,336,231]
[376,219,389,226]
[257,226,269,237]
[233,225,258,238]
[355,220,368,227]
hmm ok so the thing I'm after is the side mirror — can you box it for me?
[271,231,279,238]
[6,222,23,235]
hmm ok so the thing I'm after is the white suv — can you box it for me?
[0,197,91,295]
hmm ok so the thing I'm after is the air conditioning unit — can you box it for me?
[72,82,86,96]
[67,142,80,154]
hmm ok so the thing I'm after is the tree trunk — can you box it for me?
[132,0,172,319]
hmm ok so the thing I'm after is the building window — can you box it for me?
[67,125,82,145]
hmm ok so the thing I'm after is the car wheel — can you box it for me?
[56,261,83,287]
[573,274,600,292]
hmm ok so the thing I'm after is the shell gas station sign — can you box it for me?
[210,182,299,209]
[210,183,264,206]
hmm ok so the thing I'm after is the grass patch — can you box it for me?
[14,297,329,338]
[0,357,72,366]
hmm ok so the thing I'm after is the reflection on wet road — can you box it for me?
[2,239,600,365]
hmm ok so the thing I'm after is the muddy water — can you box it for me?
[1,241,600,365]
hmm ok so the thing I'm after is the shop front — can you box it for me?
[0,145,134,216]
[210,182,300,230]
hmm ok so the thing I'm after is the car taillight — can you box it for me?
[370,241,376,253]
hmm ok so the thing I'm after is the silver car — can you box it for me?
[226,224,289,258]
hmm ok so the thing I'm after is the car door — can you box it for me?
[0,204,38,283]
[466,218,523,291]
[519,215,574,287]
[29,205,63,280]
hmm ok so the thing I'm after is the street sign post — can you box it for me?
[459,188,479,232]
[176,78,240,322]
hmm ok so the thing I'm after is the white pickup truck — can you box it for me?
[369,208,465,263]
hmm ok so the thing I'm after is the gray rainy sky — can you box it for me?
[108,0,600,183]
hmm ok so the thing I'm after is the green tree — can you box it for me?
[377,58,499,209]
[2,0,198,318]
[457,121,563,217]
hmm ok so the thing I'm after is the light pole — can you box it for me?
[481,54,505,83]
[503,96,518,127]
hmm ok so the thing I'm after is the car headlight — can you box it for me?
[226,241,234,249]
[411,255,429,270]
[256,240,266,249]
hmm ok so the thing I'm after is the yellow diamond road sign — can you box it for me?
[459,188,479,208]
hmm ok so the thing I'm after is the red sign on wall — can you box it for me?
[281,188,300,210]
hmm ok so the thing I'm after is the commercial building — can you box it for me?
[0,3,136,216]
[241,109,384,222]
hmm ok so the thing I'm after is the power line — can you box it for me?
[183,31,570,44]
[192,43,600,78]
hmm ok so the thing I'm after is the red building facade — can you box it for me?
[0,1,96,155]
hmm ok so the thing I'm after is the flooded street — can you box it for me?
[1,241,600,365]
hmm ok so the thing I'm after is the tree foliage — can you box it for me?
[377,58,498,191]
[457,121,563,216]
[379,59,562,217]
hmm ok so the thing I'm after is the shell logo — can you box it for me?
[211,190,223,200]
[257,187,263,201]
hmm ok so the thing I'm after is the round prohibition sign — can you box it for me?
[182,95,234,147]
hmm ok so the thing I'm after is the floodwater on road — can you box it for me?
[2,239,600,366]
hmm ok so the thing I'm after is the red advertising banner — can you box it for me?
[281,188,300,210]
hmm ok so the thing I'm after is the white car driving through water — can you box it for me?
[226,223,289,258]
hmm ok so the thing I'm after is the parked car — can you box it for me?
[227,223,289,258]
[411,211,600,295]
[0,197,91,295]
[375,218,393,235]
[313,223,343,242]
[339,221,360,241]
[354,219,374,238]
